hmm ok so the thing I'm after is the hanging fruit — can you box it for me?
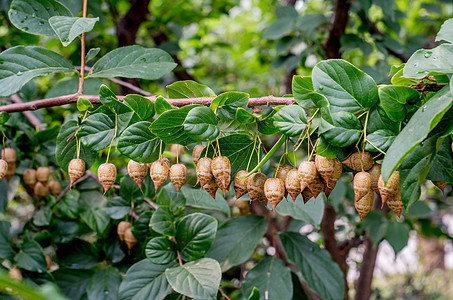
[150,160,169,191]
[196,157,213,187]
[211,156,231,194]
[0,159,7,181]
[98,163,117,193]
[432,180,447,192]
[36,167,50,182]
[127,160,148,189]
[324,159,343,198]
[247,172,267,205]
[192,144,207,165]
[68,158,85,186]
[170,163,187,192]
[298,161,319,193]
[124,227,137,250]
[203,179,218,199]
[23,169,37,187]
[368,164,381,194]
[354,189,374,220]
[235,200,250,215]
[264,178,285,210]
[285,169,301,202]
[315,155,336,185]
[378,171,400,204]
[34,182,49,200]
[342,151,374,171]
[387,191,404,217]
[117,221,132,242]
[49,181,62,195]
[234,170,248,199]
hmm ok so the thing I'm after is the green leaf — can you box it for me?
[119,176,142,202]
[90,45,176,79]
[0,46,75,97]
[175,213,217,262]
[154,96,174,114]
[0,112,10,125]
[280,232,344,300]
[181,186,230,216]
[379,86,420,122]
[315,136,339,159]
[165,258,221,299]
[319,111,362,147]
[436,18,453,43]
[78,113,115,151]
[117,121,161,163]
[14,241,47,272]
[312,59,378,113]
[155,184,186,212]
[364,129,396,152]
[426,136,453,183]
[167,80,216,98]
[366,104,399,134]
[276,194,325,226]
[33,206,52,226]
[104,197,130,219]
[292,76,316,108]
[235,108,256,124]
[77,97,93,112]
[242,256,293,300]
[55,120,97,173]
[8,0,72,37]
[273,105,307,137]
[0,221,14,261]
[391,68,418,86]
[57,239,101,269]
[87,266,122,300]
[81,208,110,234]
[382,85,452,182]
[54,269,94,300]
[362,211,388,246]
[150,105,200,146]
[403,44,453,79]
[145,237,177,265]
[150,207,176,236]
[85,48,100,63]
[49,16,98,46]
[211,92,249,121]
[385,222,410,255]
[119,259,175,300]
[183,106,219,142]
[263,19,294,40]
[123,94,155,121]
[131,211,155,240]
[206,215,268,272]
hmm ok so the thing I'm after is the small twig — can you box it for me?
[172,236,183,266]
[266,209,277,257]
[55,173,91,202]
[9,94,43,128]
[78,0,88,94]
[218,287,232,300]
[128,210,139,220]
[143,198,157,210]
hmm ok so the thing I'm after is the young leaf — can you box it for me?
[292,76,316,108]
[273,105,307,137]
[86,266,122,300]
[145,237,177,265]
[0,112,10,125]
[183,106,219,142]
[117,121,161,163]
[435,18,453,43]
[235,107,256,124]
[248,287,260,300]
[403,44,453,79]
[210,92,249,120]
[85,48,100,63]
[167,80,216,98]
[318,111,362,147]
[90,45,176,80]
[78,113,115,151]
[154,96,174,114]
[49,16,98,47]
[76,97,93,112]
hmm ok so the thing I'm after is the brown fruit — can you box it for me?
[247,172,267,201]
[196,157,213,187]
[302,188,314,204]
[378,171,400,204]
[285,169,301,202]
[36,167,50,182]
[387,191,404,217]
[234,170,248,199]
[9,267,22,281]
[235,200,250,215]
[274,164,292,183]
[150,160,169,191]
[117,221,132,242]
[23,169,37,187]
[170,163,187,192]
[203,179,218,199]
[343,151,374,171]
[301,177,324,204]
[1,147,17,164]
[298,161,319,193]
[369,164,381,194]
[45,255,52,270]
[5,162,15,181]
[355,189,374,220]
[128,160,148,189]
[211,156,231,193]
[324,159,343,198]
[160,156,171,170]
[49,181,62,195]
[98,163,117,193]
[0,159,8,181]
[315,155,336,185]
[68,158,85,186]
[432,180,447,192]
[353,172,371,202]
[124,227,137,250]
[192,144,206,165]
[264,178,285,210]
[34,182,49,199]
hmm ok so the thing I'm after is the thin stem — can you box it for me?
[267,210,277,257]
[106,113,118,163]
[172,236,183,266]
[78,0,88,94]
[365,139,386,155]
[218,288,232,300]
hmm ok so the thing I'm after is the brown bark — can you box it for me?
[322,0,351,59]
[418,236,445,271]
[282,68,297,95]
[354,238,378,300]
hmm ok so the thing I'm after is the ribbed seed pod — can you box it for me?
[1,147,16,164]
[203,179,218,199]
[215,176,230,194]
[128,160,148,189]
[264,178,285,210]
[315,155,337,185]
[378,171,400,204]
[192,144,206,165]
[355,189,374,220]
[274,164,291,198]
[23,169,37,187]
[5,162,15,181]
[311,176,325,198]
[160,156,170,170]
[369,164,381,194]
[0,159,8,181]
[49,181,61,195]
[343,151,374,171]
[432,181,447,193]
[36,167,50,182]
[234,170,248,199]
[324,160,343,198]
[247,172,267,201]
[124,227,137,250]
[9,267,22,281]
[387,191,404,217]
[298,161,319,193]
[170,163,187,192]
[98,163,117,193]
[34,182,49,199]
[302,188,314,204]
[150,160,169,191]
[211,156,231,193]
[117,221,132,242]
[285,169,301,202]
[68,159,85,186]
[235,200,250,215]
[353,172,371,202]
[196,157,213,187]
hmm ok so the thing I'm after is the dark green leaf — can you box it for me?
[366,104,399,134]
[403,44,453,79]
[211,92,249,121]
[81,208,110,234]
[91,46,176,79]
[150,207,175,236]
[145,237,177,265]
[263,19,293,40]
[0,221,14,261]
[364,129,396,152]
[385,222,410,255]
[87,266,122,300]
[165,258,221,299]
[206,215,268,272]
[407,201,432,219]
[123,94,155,121]
[51,221,80,243]
[14,241,47,272]
[167,80,215,98]
[33,206,52,226]
[242,256,293,300]
[273,105,307,137]
[117,121,161,163]
[56,190,79,219]
[49,16,98,46]
[119,175,142,201]
[426,136,453,183]
[319,111,362,147]
[132,211,155,240]
[183,106,219,142]
[248,287,260,300]
[379,86,420,122]
[362,211,388,246]
[292,76,316,108]
[155,184,186,212]
[315,136,339,159]
[276,194,325,226]
[235,107,256,124]
[78,113,115,151]
[54,269,94,300]
[105,197,130,219]
[436,18,453,43]
[57,239,101,269]
[154,96,174,114]
[181,186,230,216]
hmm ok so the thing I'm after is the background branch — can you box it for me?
[322,0,351,59]
[9,94,43,127]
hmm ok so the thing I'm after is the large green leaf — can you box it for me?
[175,213,217,262]
[150,207,176,236]
[90,45,176,79]
[183,106,219,142]
[145,237,177,265]
[14,241,47,272]
[87,266,122,300]
[119,259,175,300]
[292,76,315,108]
[426,136,453,183]
[319,111,362,147]
[54,269,94,300]
[312,59,378,113]
[379,85,420,122]
[119,176,142,202]
[263,18,294,40]
[210,92,249,121]
[280,232,344,300]
[80,208,110,234]
[364,129,396,152]
[385,222,410,255]
[117,121,161,163]
[104,197,130,219]
[315,136,339,159]
[403,44,453,79]
[381,85,452,181]
[155,184,186,212]
[436,18,453,43]
[273,105,307,137]
[0,46,74,96]
[78,113,115,151]
[8,0,72,36]
[366,104,399,134]
[123,94,155,121]
[132,211,155,240]
[167,80,216,98]
[276,194,325,226]
[206,215,268,272]
[49,16,98,46]
[0,221,14,261]
[362,211,388,246]
[150,105,199,146]
[165,258,221,300]
[242,256,293,300]
[181,186,230,216]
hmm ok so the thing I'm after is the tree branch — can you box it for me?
[9,94,43,127]
[78,0,88,94]
[322,0,351,59]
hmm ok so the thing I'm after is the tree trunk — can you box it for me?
[354,238,379,300]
